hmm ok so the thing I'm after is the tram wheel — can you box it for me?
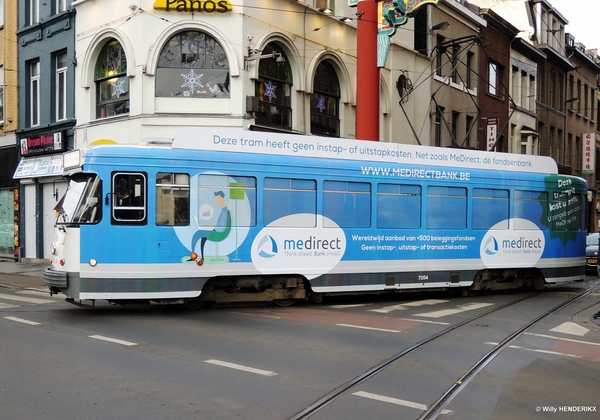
[184,300,206,309]
[467,289,480,297]
[273,299,295,307]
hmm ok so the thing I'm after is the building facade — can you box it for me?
[0,1,19,259]
[16,0,76,259]
[12,0,600,258]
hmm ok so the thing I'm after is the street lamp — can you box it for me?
[431,21,450,31]
[564,97,579,168]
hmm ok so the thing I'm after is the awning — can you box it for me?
[13,154,64,179]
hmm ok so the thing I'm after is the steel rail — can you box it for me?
[288,291,542,420]
[419,282,600,420]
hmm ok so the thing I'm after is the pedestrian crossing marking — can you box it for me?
[549,321,589,337]
[0,292,55,304]
[368,299,449,314]
[0,302,19,309]
[414,302,493,318]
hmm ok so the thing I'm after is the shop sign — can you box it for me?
[13,155,64,179]
[20,131,66,157]
[153,0,232,12]
[582,132,595,175]
[487,118,498,152]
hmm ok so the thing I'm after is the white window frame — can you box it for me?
[30,61,40,127]
[56,53,67,121]
[489,62,498,96]
[57,0,67,13]
[30,0,39,25]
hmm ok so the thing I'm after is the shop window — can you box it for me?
[156,31,230,98]
[310,60,340,137]
[95,39,129,119]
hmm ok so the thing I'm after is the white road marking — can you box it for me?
[414,302,493,318]
[0,303,19,309]
[397,318,451,325]
[369,299,449,314]
[0,293,55,304]
[89,335,138,346]
[549,321,589,337]
[4,316,41,325]
[353,391,453,415]
[485,342,580,358]
[336,323,401,333]
[329,304,373,309]
[229,311,281,319]
[17,290,55,297]
[205,359,277,376]
[524,332,600,346]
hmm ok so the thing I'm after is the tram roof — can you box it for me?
[168,127,558,175]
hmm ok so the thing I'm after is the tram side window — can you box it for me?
[264,178,316,227]
[112,173,147,225]
[197,174,256,228]
[156,173,190,226]
[426,186,467,229]
[377,183,421,229]
[323,181,371,228]
[514,190,548,230]
[472,188,509,230]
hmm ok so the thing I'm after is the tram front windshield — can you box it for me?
[57,175,102,225]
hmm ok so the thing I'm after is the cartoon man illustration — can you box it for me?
[190,190,231,265]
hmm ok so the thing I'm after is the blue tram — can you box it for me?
[44,128,587,306]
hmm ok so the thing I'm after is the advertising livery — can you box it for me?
[44,128,587,307]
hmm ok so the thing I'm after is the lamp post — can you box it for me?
[564,97,579,168]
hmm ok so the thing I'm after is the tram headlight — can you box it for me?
[89,259,97,267]
[50,242,57,255]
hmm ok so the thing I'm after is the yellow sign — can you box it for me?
[153,0,232,13]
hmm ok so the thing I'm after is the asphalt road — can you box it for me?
[1,279,599,420]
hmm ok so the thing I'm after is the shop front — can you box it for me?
[0,135,19,259]
[14,131,68,259]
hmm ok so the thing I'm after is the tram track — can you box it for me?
[289,283,600,420]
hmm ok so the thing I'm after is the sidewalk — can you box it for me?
[0,258,48,290]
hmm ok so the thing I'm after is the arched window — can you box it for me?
[156,31,230,98]
[310,60,340,137]
[255,43,292,130]
[95,39,129,118]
